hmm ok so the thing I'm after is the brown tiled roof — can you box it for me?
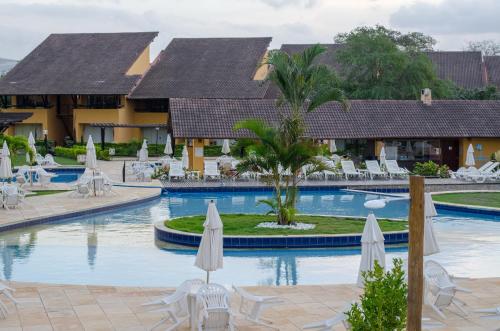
[170,98,500,139]
[265,45,486,98]
[0,32,158,95]
[130,37,271,99]
[0,112,33,132]
[425,51,485,89]
[485,56,500,88]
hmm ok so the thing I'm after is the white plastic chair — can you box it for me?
[424,260,471,319]
[35,153,46,166]
[204,161,221,181]
[340,160,363,180]
[0,281,18,319]
[466,162,499,183]
[15,166,30,186]
[196,284,234,331]
[302,304,352,331]
[2,185,23,210]
[143,279,205,331]
[233,286,284,330]
[34,166,57,187]
[323,160,338,181]
[43,154,59,166]
[365,160,388,180]
[385,160,409,179]
[169,161,185,181]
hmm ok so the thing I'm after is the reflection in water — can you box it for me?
[0,191,498,286]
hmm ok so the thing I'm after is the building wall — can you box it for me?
[459,138,500,167]
[4,96,66,144]
[253,51,269,80]
[73,107,119,143]
[126,46,151,76]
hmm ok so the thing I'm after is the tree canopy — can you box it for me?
[334,25,455,100]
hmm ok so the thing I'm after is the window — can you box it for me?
[142,127,168,144]
[81,95,121,108]
[134,99,168,112]
[83,126,114,143]
[16,95,50,108]
[383,140,441,162]
[0,96,12,108]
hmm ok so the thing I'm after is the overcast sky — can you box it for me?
[1,0,499,60]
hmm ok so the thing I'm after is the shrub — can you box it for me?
[412,161,451,178]
[55,146,110,161]
[495,150,500,161]
[346,258,408,331]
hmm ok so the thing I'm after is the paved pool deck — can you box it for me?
[0,278,498,331]
[0,160,162,229]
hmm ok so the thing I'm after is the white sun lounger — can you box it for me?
[385,160,409,179]
[365,160,387,180]
[204,160,221,181]
[340,160,363,180]
[168,161,185,181]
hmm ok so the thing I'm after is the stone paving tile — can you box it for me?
[0,279,499,330]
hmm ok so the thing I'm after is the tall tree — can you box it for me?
[465,40,500,56]
[235,45,347,225]
[334,25,455,100]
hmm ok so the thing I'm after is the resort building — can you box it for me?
[0,33,499,171]
[169,97,500,172]
[0,32,160,144]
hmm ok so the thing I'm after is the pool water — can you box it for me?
[0,190,499,287]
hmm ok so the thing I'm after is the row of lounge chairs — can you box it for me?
[451,161,500,183]
[166,158,411,182]
[15,165,57,187]
[35,153,59,167]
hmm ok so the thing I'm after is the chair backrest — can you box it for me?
[482,162,499,174]
[197,284,231,329]
[170,161,184,174]
[385,160,401,172]
[44,154,55,164]
[365,160,381,173]
[36,154,45,164]
[477,161,493,172]
[331,154,341,163]
[424,260,454,291]
[204,161,219,172]
[3,185,19,206]
[341,160,356,173]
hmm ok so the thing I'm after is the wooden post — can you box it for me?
[407,175,425,331]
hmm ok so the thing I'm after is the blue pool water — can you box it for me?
[13,167,85,183]
[0,189,499,287]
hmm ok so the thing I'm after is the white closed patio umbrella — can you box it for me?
[357,212,386,287]
[26,132,37,163]
[164,134,173,156]
[181,145,189,169]
[0,141,13,180]
[86,135,97,170]
[139,139,148,162]
[195,201,224,283]
[329,139,337,153]
[465,144,475,167]
[424,192,440,256]
[379,146,387,168]
[221,139,230,155]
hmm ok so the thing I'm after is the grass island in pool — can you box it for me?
[165,214,408,236]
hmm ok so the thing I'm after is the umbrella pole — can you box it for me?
[206,271,210,284]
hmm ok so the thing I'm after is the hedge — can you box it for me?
[55,146,110,161]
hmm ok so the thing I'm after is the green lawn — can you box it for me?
[433,192,500,208]
[166,214,408,236]
[11,154,81,166]
[25,190,69,197]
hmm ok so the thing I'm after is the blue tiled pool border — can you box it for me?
[155,223,408,249]
[435,203,500,216]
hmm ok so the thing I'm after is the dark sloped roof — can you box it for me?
[485,56,500,88]
[0,32,158,95]
[425,51,485,89]
[130,37,271,99]
[265,45,486,98]
[0,112,33,132]
[170,98,500,139]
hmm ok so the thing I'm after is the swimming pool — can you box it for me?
[0,189,498,287]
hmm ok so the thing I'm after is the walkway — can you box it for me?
[0,278,498,330]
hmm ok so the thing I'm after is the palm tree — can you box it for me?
[234,119,326,225]
[234,45,348,225]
